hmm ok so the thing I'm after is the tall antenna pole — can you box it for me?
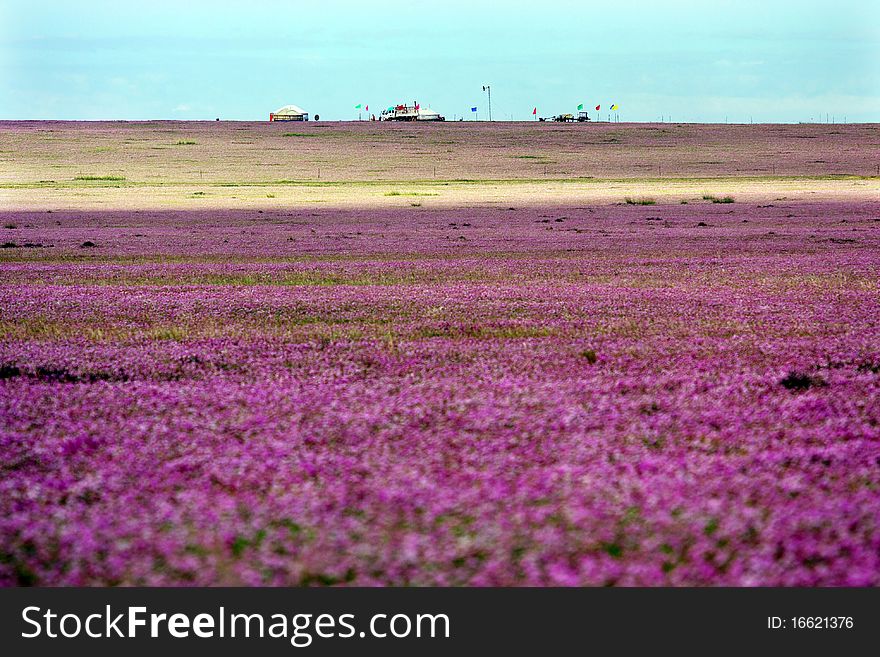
[483,85,492,121]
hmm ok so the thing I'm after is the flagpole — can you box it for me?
[482,85,492,121]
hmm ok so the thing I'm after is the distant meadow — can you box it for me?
[1,119,879,585]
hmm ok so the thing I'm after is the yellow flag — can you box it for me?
[611,104,619,111]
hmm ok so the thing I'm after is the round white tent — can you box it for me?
[270,105,309,121]
[417,107,443,121]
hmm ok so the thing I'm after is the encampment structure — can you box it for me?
[269,105,309,121]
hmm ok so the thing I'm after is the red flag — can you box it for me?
[415,103,420,110]
[365,105,369,111]
[532,107,537,115]
[595,105,600,111]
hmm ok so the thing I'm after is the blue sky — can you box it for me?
[1,0,878,122]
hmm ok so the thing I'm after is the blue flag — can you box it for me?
[471,107,477,112]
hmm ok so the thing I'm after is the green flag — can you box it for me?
[577,103,584,110]
[355,104,362,109]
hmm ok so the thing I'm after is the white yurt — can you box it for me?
[270,105,309,121]
[416,107,443,121]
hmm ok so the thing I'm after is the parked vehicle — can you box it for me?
[538,111,592,123]
[379,103,445,122]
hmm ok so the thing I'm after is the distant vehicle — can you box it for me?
[380,103,445,122]
[539,111,591,123]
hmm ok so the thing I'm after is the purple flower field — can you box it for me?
[1,123,879,586]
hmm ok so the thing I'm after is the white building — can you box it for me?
[270,105,309,122]
[416,107,443,121]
